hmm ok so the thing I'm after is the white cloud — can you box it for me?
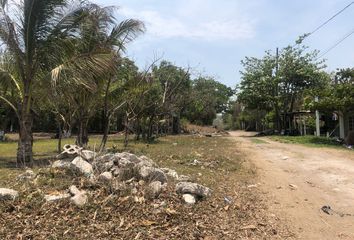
[120,7,255,41]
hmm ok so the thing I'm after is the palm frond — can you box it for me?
[107,19,145,52]
[51,52,119,91]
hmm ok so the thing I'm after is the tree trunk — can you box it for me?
[76,119,89,147]
[17,107,33,168]
[124,113,129,148]
[135,117,141,141]
[147,115,154,140]
[57,120,62,153]
[99,116,110,152]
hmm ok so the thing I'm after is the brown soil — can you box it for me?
[229,131,354,240]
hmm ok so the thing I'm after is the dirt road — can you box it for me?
[229,131,354,240]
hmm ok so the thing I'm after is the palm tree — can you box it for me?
[50,5,145,147]
[0,0,142,166]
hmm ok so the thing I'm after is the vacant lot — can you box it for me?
[0,135,292,239]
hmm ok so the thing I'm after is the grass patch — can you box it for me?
[250,138,268,144]
[269,135,344,149]
[0,135,247,187]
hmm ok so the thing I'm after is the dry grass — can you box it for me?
[0,135,292,239]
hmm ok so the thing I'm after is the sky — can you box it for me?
[96,0,354,87]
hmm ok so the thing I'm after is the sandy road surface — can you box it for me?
[229,131,354,240]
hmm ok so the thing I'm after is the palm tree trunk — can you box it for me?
[99,116,110,152]
[76,118,89,147]
[17,102,33,168]
[124,113,129,148]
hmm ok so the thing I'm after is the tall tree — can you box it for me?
[186,77,234,125]
[238,45,325,131]
[0,1,142,165]
[0,0,96,166]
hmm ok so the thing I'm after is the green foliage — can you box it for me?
[185,77,234,125]
[305,68,354,113]
[238,44,326,130]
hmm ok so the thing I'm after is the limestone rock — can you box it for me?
[0,188,19,200]
[99,172,113,182]
[177,175,191,182]
[117,158,134,168]
[69,185,81,196]
[139,166,167,184]
[145,181,162,199]
[115,152,141,164]
[44,193,70,202]
[68,185,88,207]
[161,168,178,179]
[93,154,115,172]
[71,157,93,176]
[71,192,87,207]
[80,150,97,162]
[52,160,71,169]
[175,182,212,198]
[182,194,196,204]
[17,169,36,180]
[138,155,157,167]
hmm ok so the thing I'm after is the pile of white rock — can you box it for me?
[2,144,212,207]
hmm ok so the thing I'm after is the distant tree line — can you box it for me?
[234,42,353,133]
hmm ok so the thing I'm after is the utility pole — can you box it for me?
[275,47,280,132]
[315,96,320,137]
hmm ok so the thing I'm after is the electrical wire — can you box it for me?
[317,27,354,59]
[295,1,354,45]
[309,1,354,36]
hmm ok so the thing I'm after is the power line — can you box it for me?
[296,1,354,45]
[317,27,354,59]
[309,1,354,36]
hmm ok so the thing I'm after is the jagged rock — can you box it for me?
[161,168,179,179]
[52,160,71,169]
[111,167,120,177]
[117,158,134,168]
[69,185,81,196]
[117,167,138,181]
[178,175,192,182]
[111,181,128,193]
[99,172,113,182]
[115,152,141,164]
[44,193,70,202]
[93,154,115,172]
[0,188,19,200]
[71,157,93,176]
[138,155,157,167]
[182,194,196,204]
[68,185,88,207]
[139,166,167,184]
[145,181,162,199]
[71,192,87,207]
[80,150,97,162]
[175,182,212,198]
[17,169,36,180]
